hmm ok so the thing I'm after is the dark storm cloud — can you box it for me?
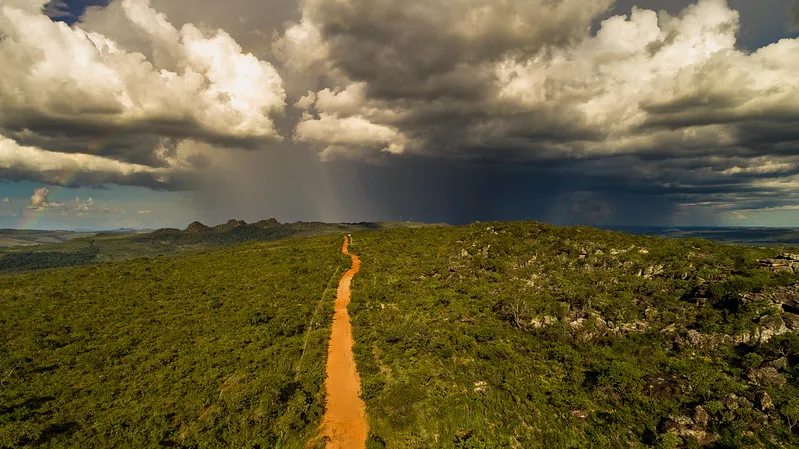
[1,110,285,167]
[311,0,612,89]
[0,165,194,190]
[197,150,677,226]
[283,0,799,225]
[565,152,799,214]
[44,0,110,23]
[791,0,799,30]
[321,156,681,226]
[42,1,72,20]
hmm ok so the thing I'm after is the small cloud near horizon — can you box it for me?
[29,187,50,209]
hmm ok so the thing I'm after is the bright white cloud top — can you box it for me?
[0,0,284,188]
[290,0,799,160]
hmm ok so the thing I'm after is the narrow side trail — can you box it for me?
[319,236,368,448]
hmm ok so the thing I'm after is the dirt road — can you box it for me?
[319,236,368,448]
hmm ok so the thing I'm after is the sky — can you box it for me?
[1,0,799,230]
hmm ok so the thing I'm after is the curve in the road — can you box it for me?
[318,236,368,448]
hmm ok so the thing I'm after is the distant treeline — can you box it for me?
[0,220,438,274]
[0,246,99,272]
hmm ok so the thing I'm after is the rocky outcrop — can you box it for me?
[741,284,799,313]
[637,264,665,279]
[756,391,774,411]
[693,406,710,427]
[759,253,799,273]
[660,318,795,349]
[723,393,742,410]
[527,310,651,340]
[530,315,557,329]
[570,409,589,419]
[185,221,211,234]
[767,357,787,370]
[662,413,719,446]
[746,367,787,387]
[214,219,247,231]
[660,325,734,351]
[473,381,488,392]
[760,315,790,340]
[185,218,284,234]
[254,218,281,228]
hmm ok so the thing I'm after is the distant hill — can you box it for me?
[0,219,442,273]
[4,221,797,275]
[0,229,96,248]
[604,226,799,245]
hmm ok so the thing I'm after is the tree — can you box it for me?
[782,398,799,432]
[507,296,533,329]
[768,333,799,360]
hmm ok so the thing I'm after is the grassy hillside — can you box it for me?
[348,222,799,448]
[0,235,348,448]
[3,221,799,448]
[0,220,437,274]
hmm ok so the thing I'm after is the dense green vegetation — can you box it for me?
[348,222,799,448]
[0,235,348,448]
[3,220,799,448]
[0,245,100,272]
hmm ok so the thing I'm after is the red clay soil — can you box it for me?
[318,236,368,448]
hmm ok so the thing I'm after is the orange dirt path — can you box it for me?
[319,236,368,448]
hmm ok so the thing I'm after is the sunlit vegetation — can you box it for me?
[0,236,348,448]
[3,220,799,448]
[348,222,799,448]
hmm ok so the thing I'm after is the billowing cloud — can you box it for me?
[287,0,799,159]
[293,85,409,160]
[277,0,799,218]
[0,0,285,188]
[0,135,205,188]
[30,187,50,208]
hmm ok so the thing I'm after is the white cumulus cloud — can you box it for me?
[0,0,286,189]
[282,0,799,164]
[30,187,50,208]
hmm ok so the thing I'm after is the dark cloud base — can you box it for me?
[192,147,682,227]
[329,158,681,226]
